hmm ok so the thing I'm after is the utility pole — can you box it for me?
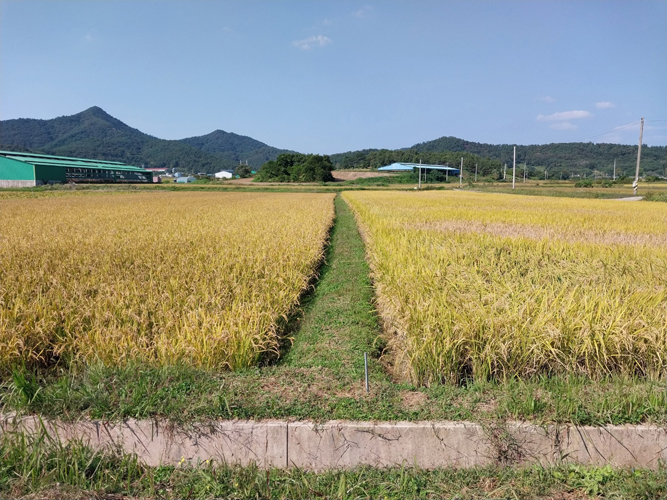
[475,163,478,182]
[503,163,507,180]
[418,159,422,190]
[613,159,616,181]
[545,169,547,180]
[459,157,463,187]
[634,117,644,195]
[512,146,516,189]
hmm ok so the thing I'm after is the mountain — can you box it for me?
[0,107,288,173]
[331,136,667,177]
[180,130,293,168]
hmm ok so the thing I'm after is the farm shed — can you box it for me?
[0,151,153,187]
[214,170,234,179]
[378,162,460,175]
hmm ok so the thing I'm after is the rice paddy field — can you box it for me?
[0,191,335,373]
[343,190,667,386]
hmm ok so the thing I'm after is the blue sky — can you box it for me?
[1,1,665,153]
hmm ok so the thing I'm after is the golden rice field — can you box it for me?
[0,191,335,372]
[343,191,667,385]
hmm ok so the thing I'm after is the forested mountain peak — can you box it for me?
[0,107,289,172]
[411,136,472,152]
[180,129,293,167]
[181,129,269,153]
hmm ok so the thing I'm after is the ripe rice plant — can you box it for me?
[343,191,667,385]
[0,191,334,372]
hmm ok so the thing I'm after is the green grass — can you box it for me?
[2,195,666,426]
[645,191,667,202]
[463,179,667,200]
[281,195,386,377]
[2,427,665,500]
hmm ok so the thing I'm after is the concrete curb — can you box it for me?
[2,416,666,470]
[614,196,644,201]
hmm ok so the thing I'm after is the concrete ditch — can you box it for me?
[1,416,666,470]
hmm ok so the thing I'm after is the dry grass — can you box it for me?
[343,190,667,385]
[0,191,334,372]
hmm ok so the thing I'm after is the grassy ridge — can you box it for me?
[281,195,386,378]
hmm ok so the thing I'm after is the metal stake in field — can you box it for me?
[364,352,369,393]
[613,159,616,181]
[523,162,527,183]
[634,117,644,195]
[512,146,516,189]
[459,157,463,187]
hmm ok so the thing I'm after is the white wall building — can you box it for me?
[215,170,234,179]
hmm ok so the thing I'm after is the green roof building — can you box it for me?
[0,151,154,188]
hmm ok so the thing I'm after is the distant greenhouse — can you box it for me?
[176,176,197,183]
[0,151,154,188]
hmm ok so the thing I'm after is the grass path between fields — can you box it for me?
[2,194,667,427]
[280,195,387,381]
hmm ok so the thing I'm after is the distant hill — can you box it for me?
[180,130,293,168]
[0,107,288,173]
[331,136,666,178]
[410,136,667,177]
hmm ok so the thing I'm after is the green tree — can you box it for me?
[256,153,334,183]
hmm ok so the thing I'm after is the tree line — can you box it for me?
[255,153,334,182]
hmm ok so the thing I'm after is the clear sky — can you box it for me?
[1,0,665,153]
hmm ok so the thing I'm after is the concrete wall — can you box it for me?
[0,179,36,188]
[2,417,666,470]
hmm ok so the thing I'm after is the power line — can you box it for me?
[573,120,642,142]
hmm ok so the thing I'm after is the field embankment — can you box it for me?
[0,191,334,372]
[343,190,667,385]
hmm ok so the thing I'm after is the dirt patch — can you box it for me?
[400,390,428,410]
[254,368,367,404]
[225,177,255,184]
[332,171,396,181]
[475,399,499,414]
[550,491,591,500]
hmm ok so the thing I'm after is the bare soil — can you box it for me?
[332,171,396,181]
